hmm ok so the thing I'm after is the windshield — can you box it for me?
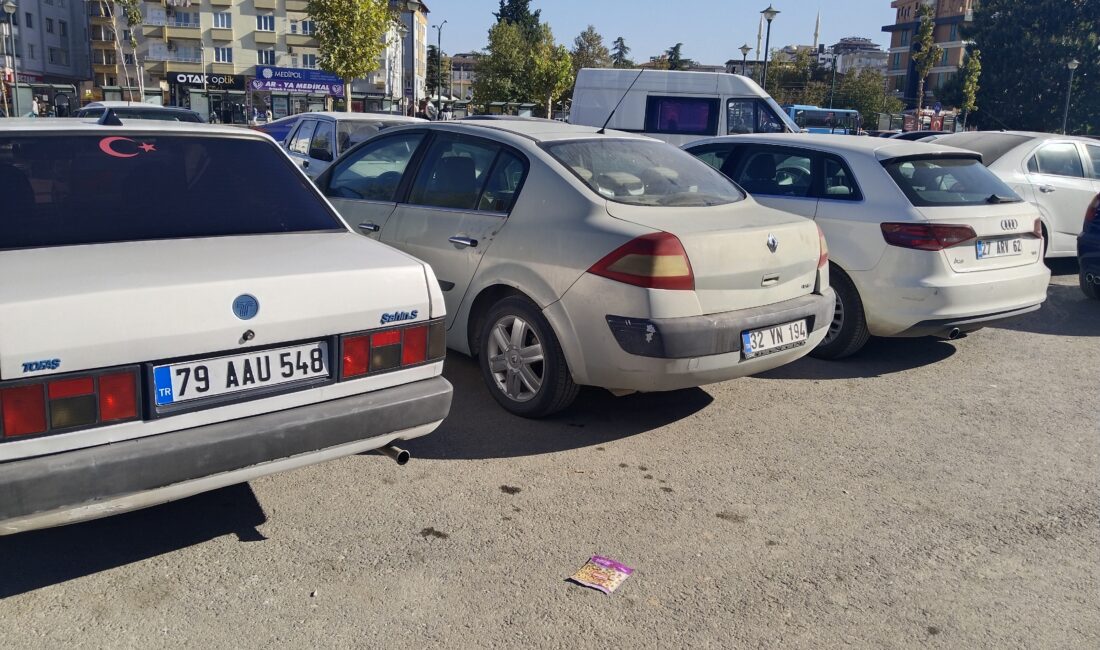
[883,156,1023,207]
[1,135,342,250]
[337,121,408,153]
[544,139,744,207]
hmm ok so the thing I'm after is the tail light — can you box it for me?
[341,319,445,380]
[880,222,977,251]
[817,224,829,268]
[1,367,140,440]
[1085,193,1100,228]
[1032,218,1044,239]
[588,232,694,290]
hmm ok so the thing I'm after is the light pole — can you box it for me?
[738,43,752,77]
[1061,58,1079,135]
[760,5,779,91]
[3,0,17,117]
[432,20,446,117]
[829,51,838,109]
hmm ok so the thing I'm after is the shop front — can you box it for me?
[250,66,343,119]
[3,72,78,117]
[168,72,247,123]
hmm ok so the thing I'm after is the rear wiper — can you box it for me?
[986,194,1020,204]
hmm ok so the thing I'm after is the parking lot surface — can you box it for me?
[1,264,1096,649]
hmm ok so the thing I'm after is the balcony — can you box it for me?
[93,63,117,75]
[91,38,117,49]
[211,63,235,74]
[254,30,277,45]
[210,28,233,41]
[286,0,309,10]
[209,0,232,5]
[165,61,203,73]
[166,24,201,40]
[286,33,318,47]
[146,52,202,64]
[254,0,277,8]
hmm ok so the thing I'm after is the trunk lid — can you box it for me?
[916,202,1044,273]
[606,199,820,313]
[0,233,430,379]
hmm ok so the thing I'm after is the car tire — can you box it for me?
[477,296,578,418]
[1081,270,1100,300]
[810,268,871,360]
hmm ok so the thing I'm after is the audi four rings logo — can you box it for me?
[1001,219,1019,231]
[767,234,779,253]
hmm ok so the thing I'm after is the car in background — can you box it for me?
[889,130,953,141]
[933,131,1100,257]
[283,112,425,178]
[685,134,1050,358]
[1079,192,1100,299]
[252,114,302,143]
[0,117,452,534]
[74,101,203,123]
[316,119,834,417]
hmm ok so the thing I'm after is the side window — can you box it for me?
[691,146,734,172]
[326,133,425,201]
[644,96,720,136]
[309,122,335,161]
[408,137,499,210]
[478,150,527,213]
[736,149,812,197]
[1030,143,1085,178]
[288,120,316,155]
[726,99,785,135]
[821,156,862,200]
[1086,145,1100,180]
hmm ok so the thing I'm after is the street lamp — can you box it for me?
[738,43,752,76]
[2,0,17,118]
[829,51,838,109]
[760,4,780,90]
[432,19,447,117]
[1061,58,1080,135]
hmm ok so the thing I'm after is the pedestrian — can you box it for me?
[31,95,40,117]
[209,110,219,124]
[265,107,273,122]
[415,99,430,120]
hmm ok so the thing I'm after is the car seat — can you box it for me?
[739,155,778,194]
[0,163,34,218]
[424,156,477,209]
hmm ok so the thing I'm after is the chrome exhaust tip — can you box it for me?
[374,444,410,465]
[947,328,962,340]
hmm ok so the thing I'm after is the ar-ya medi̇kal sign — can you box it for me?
[251,66,345,96]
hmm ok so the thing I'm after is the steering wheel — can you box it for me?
[776,167,811,187]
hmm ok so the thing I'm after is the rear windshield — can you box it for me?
[77,108,203,122]
[1,135,342,250]
[883,156,1023,207]
[932,133,1031,165]
[545,139,744,207]
[337,120,408,152]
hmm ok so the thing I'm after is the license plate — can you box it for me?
[153,341,330,406]
[741,319,809,359]
[976,238,1023,259]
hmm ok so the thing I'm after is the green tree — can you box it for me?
[571,25,611,74]
[308,0,394,111]
[764,49,822,105]
[473,21,573,117]
[426,44,451,100]
[833,68,904,128]
[532,25,574,117]
[99,1,144,100]
[611,37,634,68]
[494,0,541,40]
[911,4,942,117]
[666,43,692,70]
[961,49,982,116]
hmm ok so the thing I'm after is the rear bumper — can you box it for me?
[897,304,1042,337]
[0,376,453,535]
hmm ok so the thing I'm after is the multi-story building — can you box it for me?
[448,51,478,101]
[1,0,91,116]
[829,37,888,75]
[882,0,974,106]
[392,0,428,110]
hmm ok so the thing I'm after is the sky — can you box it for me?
[426,0,898,64]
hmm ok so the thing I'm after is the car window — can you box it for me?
[335,121,406,154]
[1027,143,1085,178]
[288,120,316,155]
[546,138,744,207]
[408,136,498,210]
[644,96,719,136]
[726,99,786,135]
[326,132,424,201]
[884,157,1022,207]
[688,145,735,172]
[1086,145,1100,180]
[309,121,335,161]
[822,156,861,200]
[0,135,343,250]
[736,150,813,198]
[478,150,526,213]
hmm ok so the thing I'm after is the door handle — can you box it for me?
[1039,185,1055,193]
[358,222,380,233]
[448,236,478,248]
[302,160,310,169]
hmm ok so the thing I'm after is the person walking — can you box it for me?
[31,96,40,117]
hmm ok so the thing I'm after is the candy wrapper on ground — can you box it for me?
[569,556,634,594]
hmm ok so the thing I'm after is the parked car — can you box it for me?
[283,112,425,178]
[74,101,203,123]
[252,113,302,143]
[933,131,1100,257]
[684,134,1051,358]
[316,119,833,417]
[889,130,953,141]
[1079,192,1100,299]
[0,116,452,534]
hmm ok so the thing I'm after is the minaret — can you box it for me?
[756,14,763,62]
[813,11,821,49]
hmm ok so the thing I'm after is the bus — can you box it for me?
[786,105,861,134]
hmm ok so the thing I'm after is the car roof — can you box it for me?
[0,117,269,139]
[82,101,186,110]
[297,112,426,123]
[686,132,980,161]
[420,118,652,144]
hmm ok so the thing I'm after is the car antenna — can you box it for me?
[597,69,645,134]
[98,108,123,126]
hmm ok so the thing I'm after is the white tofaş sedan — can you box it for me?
[317,118,834,417]
[0,117,452,534]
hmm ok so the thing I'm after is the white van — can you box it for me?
[570,68,799,147]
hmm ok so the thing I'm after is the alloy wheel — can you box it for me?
[823,290,844,345]
[487,314,545,402]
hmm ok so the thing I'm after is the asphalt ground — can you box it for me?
[1,261,1097,649]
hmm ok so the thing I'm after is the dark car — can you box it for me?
[889,130,953,141]
[74,103,203,122]
[1078,192,1100,299]
[253,114,301,143]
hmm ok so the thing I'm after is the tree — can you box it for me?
[531,25,574,117]
[99,1,144,101]
[473,21,573,117]
[571,25,611,74]
[665,43,695,70]
[426,44,451,100]
[911,3,942,118]
[308,0,394,111]
[494,0,541,40]
[611,37,634,68]
[961,49,982,117]
[833,68,904,128]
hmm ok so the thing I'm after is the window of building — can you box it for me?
[215,47,233,63]
[123,29,132,42]
[27,43,35,59]
[290,54,299,68]
[900,30,910,46]
[214,12,232,29]
[893,53,901,69]
[256,14,275,32]
[44,0,52,5]
[24,12,31,29]
[123,53,134,65]
[302,53,318,68]
[174,12,198,27]
[48,47,69,65]
[301,20,315,35]
[45,18,53,34]
[949,24,959,41]
[59,20,67,37]
[941,49,949,66]
[258,49,275,65]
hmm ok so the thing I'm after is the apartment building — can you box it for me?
[393,0,428,109]
[448,50,476,101]
[1,0,91,116]
[882,0,974,106]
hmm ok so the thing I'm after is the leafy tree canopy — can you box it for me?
[308,0,394,110]
[494,0,541,40]
[473,21,573,117]
[571,25,612,73]
[611,37,634,68]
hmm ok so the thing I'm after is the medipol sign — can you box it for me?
[251,66,345,96]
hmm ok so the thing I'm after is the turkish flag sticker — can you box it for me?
[99,136,157,158]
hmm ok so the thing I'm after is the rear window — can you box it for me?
[545,139,744,207]
[77,108,203,122]
[933,133,1031,165]
[883,156,1023,207]
[0,135,342,250]
[644,96,719,136]
[336,120,409,153]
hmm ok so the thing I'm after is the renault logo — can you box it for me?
[1000,219,1019,231]
[766,234,779,253]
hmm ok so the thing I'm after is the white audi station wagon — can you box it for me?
[0,117,452,534]
[317,118,834,417]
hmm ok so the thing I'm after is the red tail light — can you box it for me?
[880,222,977,251]
[340,319,446,380]
[342,335,370,378]
[402,325,428,366]
[817,224,829,268]
[1,367,139,440]
[588,232,695,290]
[1085,193,1100,228]
[99,372,138,421]
[1,385,48,437]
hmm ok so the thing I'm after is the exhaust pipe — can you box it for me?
[374,444,410,465]
[947,328,962,340]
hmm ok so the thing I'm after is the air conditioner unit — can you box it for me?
[166,41,176,51]
[288,46,296,54]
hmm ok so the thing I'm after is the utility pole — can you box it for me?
[432,20,447,116]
